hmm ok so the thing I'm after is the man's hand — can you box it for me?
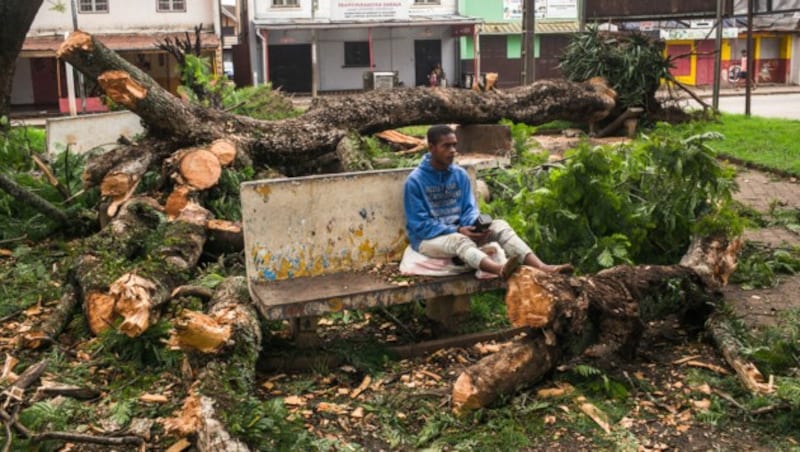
[457,226,489,241]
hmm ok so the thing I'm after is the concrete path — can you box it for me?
[725,167,800,329]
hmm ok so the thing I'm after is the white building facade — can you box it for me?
[14,0,222,114]
[246,0,480,92]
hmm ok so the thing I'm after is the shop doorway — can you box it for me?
[414,40,441,86]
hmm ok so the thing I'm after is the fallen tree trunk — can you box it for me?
[57,30,615,178]
[452,235,742,414]
[164,276,260,451]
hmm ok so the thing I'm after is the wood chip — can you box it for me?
[691,398,712,411]
[139,393,169,403]
[685,360,730,375]
[316,402,349,415]
[419,370,442,382]
[577,398,611,433]
[672,355,703,365]
[0,249,13,257]
[537,382,575,399]
[165,438,191,452]
[350,375,372,399]
[284,395,306,406]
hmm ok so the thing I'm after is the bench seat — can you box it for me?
[241,167,498,321]
[251,266,503,319]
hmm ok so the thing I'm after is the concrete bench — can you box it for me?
[240,167,503,330]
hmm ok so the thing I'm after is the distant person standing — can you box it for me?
[736,50,756,90]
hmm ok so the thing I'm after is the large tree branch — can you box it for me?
[57,30,615,176]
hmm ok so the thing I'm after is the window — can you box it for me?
[414,0,440,4]
[158,0,186,12]
[79,0,108,13]
[272,0,298,6]
[344,41,370,67]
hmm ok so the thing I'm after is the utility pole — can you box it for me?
[311,0,319,98]
[69,0,86,113]
[745,0,753,116]
[522,0,536,84]
[712,0,723,111]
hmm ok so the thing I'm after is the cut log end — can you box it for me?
[209,139,237,166]
[98,70,148,109]
[86,292,117,335]
[56,30,93,59]
[165,186,194,220]
[100,173,134,198]
[505,266,558,328]
[179,149,222,190]
[110,273,157,338]
[451,373,484,415]
[168,311,231,353]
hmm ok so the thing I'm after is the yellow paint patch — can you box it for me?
[254,185,272,201]
[328,298,344,312]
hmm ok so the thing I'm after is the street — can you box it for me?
[693,92,800,120]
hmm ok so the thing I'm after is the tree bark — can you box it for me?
[452,234,742,414]
[110,203,211,337]
[0,0,45,122]
[164,277,260,451]
[57,30,616,178]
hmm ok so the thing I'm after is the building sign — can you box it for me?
[660,28,739,40]
[503,0,577,20]
[331,0,410,21]
[546,0,578,18]
[452,24,475,37]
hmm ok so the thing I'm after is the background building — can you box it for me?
[13,0,222,115]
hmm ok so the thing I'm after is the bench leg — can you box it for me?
[425,294,472,330]
[290,316,321,347]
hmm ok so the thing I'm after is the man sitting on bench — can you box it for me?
[403,124,573,279]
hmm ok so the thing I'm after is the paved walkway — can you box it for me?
[725,167,800,329]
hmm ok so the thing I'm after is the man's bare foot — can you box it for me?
[540,263,574,274]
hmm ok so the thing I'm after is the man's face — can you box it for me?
[429,133,457,170]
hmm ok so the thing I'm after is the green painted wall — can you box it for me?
[461,36,474,59]
[461,35,540,60]
[459,0,510,22]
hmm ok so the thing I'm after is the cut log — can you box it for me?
[708,314,774,394]
[165,185,194,220]
[208,139,237,166]
[167,310,231,353]
[452,234,742,414]
[73,198,164,336]
[110,203,211,337]
[58,30,616,178]
[205,219,243,255]
[21,288,80,349]
[177,149,222,190]
[97,70,148,110]
[163,277,260,450]
[452,330,560,414]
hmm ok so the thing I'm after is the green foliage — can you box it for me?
[19,398,91,432]
[174,55,300,123]
[560,27,672,111]
[483,125,739,273]
[0,127,99,241]
[206,166,254,221]
[176,54,236,109]
[222,397,316,449]
[730,244,800,289]
[228,84,301,120]
[0,244,70,317]
[94,320,181,370]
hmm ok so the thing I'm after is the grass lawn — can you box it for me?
[677,114,800,175]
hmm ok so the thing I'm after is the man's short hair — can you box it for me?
[427,124,455,145]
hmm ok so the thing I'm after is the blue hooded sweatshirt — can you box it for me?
[404,153,480,251]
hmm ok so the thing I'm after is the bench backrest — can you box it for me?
[241,167,476,284]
